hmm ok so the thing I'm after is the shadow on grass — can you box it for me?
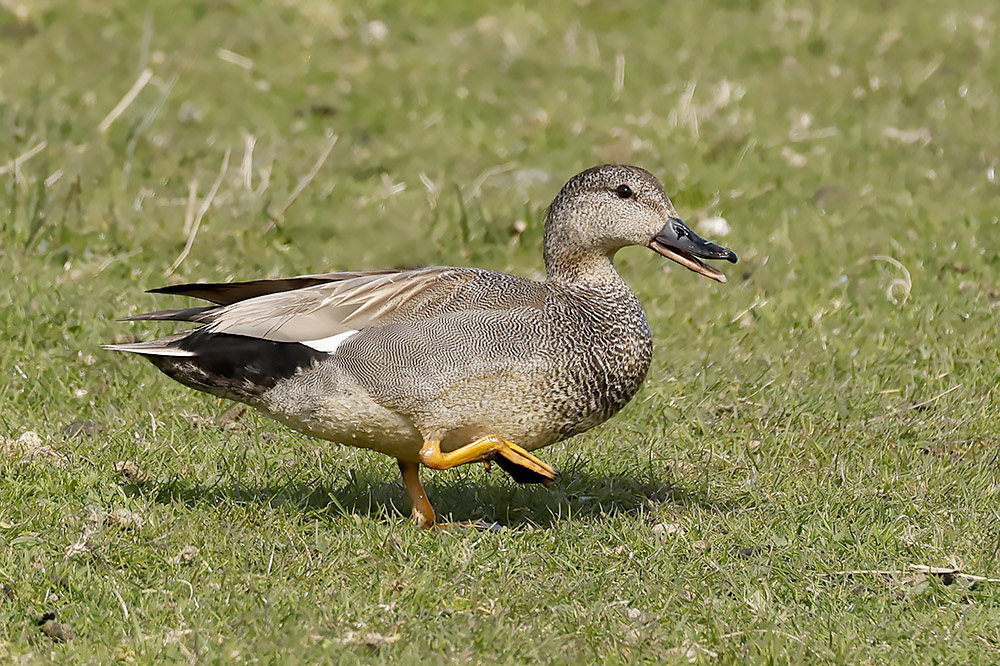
[139,467,744,529]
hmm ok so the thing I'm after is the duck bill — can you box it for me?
[649,218,738,283]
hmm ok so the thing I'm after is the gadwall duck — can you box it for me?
[107,165,737,528]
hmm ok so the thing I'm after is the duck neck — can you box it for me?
[543,219,625,287]
[544,246,625,287]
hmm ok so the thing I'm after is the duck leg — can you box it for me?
[420,436,559,487]
[398,460,435,529]
[397,458,503,530]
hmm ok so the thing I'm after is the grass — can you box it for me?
[1,0,999,662]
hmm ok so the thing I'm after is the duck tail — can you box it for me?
[102,332,196,357]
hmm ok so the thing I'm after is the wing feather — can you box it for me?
[203,267,498,343]
[148,269,405,305]
[126,266,546,349]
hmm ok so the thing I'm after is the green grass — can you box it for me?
[2,0,999,662]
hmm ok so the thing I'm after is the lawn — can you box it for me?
[1,0,999,663]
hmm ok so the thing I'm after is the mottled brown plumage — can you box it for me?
[107,165,736,527]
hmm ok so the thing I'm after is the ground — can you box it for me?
[1,0,999,663]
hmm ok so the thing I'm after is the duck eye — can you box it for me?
[615,184,633,199]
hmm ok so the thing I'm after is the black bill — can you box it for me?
[649,217,738,283]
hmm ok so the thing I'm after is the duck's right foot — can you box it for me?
[420,436,559,487]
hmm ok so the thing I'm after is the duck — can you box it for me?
[106,164,737,528]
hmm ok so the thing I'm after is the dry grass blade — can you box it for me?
[612,52,625,99]
[216,47,254,70]
[906,384,962,411]
[470,161,517,197]
[864,383,963,426]
[269,131,338,223]
[112,587,130,621]
[181,179,199,237]
[167,148,231,276]
[730,295,767,323]
[0,140,47,179]
[240,134,256,191]
[98,68,154,133]
[871,255,912,305]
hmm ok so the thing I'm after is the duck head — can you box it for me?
[545,164,737,282]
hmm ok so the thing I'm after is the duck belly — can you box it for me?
[260,370,425,461]
[260,363,564,461]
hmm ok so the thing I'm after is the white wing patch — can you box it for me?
[301,329,360,354]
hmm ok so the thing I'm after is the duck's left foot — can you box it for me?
[492,448,559,487]
[398,460,436,529]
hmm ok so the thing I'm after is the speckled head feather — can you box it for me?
[545,164,735,284]
[545,165,675,281]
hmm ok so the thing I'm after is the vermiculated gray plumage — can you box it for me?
[107,164,736,526]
